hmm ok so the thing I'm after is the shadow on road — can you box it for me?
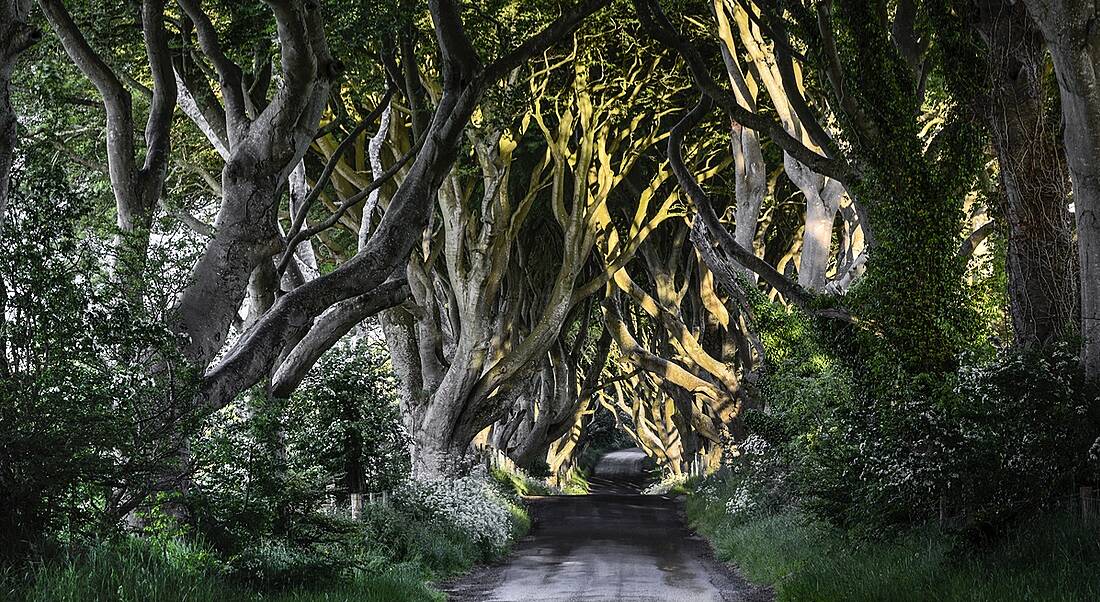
[441,448,770,602]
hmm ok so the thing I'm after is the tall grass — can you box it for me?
[8,537,442,602]
[8,464,540,601]
[688,502,1100,602]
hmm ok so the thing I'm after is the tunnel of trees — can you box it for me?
[2,0,1099,599]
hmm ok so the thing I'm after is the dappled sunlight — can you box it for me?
[3,0,1099,600]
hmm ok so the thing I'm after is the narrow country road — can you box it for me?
[442,449,768,602]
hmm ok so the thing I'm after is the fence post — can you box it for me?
[381,490,389,506]
[1081,486,1094,519]
[350,493,363,520]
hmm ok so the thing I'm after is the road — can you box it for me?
[442,449,768,602]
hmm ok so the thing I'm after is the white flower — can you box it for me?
[395,467,518,551]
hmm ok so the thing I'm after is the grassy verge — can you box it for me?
[687,497,1100,601]
[3,538,441,602]
[8,467,539,602]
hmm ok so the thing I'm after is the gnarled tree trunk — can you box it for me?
[976,0,1077,348]
[1021,0,1100,377]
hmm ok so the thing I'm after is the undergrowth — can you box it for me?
[687,492,1100,601]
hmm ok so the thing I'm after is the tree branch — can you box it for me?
[176,0,247,137]
[668,94,814,307]
[634,0,851,184]
[269,279,411,397]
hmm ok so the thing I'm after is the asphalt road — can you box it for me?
[441,449,768,602]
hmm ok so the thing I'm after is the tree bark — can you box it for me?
[1020,0,1100,376]
[0,0,37,234]
[787,156,844,291]
[976,0,1078,348]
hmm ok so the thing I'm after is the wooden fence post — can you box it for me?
[350,493,363,520]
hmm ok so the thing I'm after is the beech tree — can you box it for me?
[1020,0,1100,379]
[0,0,38,233]
[640,0,987,371]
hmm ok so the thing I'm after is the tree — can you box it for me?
[0,0,38,233]
[38,0,176,287]
[640,0,986,372]
[1020,0,1100,379]
[969,0,1077,349]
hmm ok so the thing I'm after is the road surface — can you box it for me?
[442,449,768,602]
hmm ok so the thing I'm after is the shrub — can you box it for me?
[394,467,526,555]
[0,152,196,559]
[744,294,1100,533]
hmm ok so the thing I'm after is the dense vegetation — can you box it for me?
[2,0,1100,599]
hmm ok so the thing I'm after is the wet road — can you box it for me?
[442,449,766,602]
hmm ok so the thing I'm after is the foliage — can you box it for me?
[289,338,410,493]
[744,294,1099,533]
[489,465,556,497]
[7,455,530,600]
[188,337,407,554]
[7,536,441,602]
[685,502,1100,602]
[0,151,194,559]
[182,336,529,592]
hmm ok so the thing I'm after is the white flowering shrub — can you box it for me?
[724,487,756,517]
[642,474,688,495]
[394,467,523,554]
[713,434,794,520]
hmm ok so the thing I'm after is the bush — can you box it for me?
[394,467,527,555]
[0,152,196,559]
[357,468,529,576]
[686,502,1100,602]
[743,293,1100,533]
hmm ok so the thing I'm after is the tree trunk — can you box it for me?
[977,0,1077,348]
[0,0,38,233]
[787,155,844,291]
[1021,0,1100,377]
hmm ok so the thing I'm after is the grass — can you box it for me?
[11,465,542,602]
[5,538,442,602]
[559,466,591,495]
[489,466,555,496]
[687,498,1100,602]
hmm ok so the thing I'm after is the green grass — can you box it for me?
[490,466,554,496]
[7,538,441,602]
[558,466,591,495]
[687,499,1100,602]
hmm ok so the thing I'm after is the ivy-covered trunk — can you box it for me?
[1019,0,1100,379]
[828,1,983,373]
[975,0,1078,348]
